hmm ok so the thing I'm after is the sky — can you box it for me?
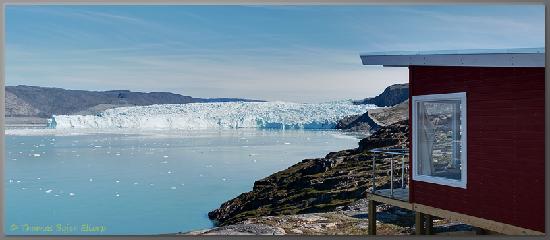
[5,5,545,103]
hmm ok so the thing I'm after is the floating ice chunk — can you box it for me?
[222,178,227,181]
[253,159,257,163]
[115,180,120,183]
[36,177,41,180]
[133,182,139,185]
[45,189,53,194]
[69,193,75,196]
[115,193,120,197]
[170,186,177,190]
[33,154,41,157]
[54,194,59,197]
[163,155,169,158]
[167,171,172,174]
[89,178,93,182]
[115,153,121,156]
[16,180,21,183]
[284,142,291,145]
[94,145,102,148]
[8,179,13,183]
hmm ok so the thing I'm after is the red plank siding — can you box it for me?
[408,66,545,233]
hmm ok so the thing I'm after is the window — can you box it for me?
[412,92,467,188]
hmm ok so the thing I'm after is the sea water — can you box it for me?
[5,128,364,235]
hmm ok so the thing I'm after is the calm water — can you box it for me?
[5,129,363,235]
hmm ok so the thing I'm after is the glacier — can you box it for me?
[48,101,375,130]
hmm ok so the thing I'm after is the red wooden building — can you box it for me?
[360,48,545,235]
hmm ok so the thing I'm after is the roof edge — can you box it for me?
[360,49,545,68]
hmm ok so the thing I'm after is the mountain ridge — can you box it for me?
[5,85,264,118]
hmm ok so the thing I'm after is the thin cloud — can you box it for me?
[5,5,544,102]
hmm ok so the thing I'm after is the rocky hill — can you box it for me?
[5,85,263,118]
[353,83,408,107]
[208,120,409,226]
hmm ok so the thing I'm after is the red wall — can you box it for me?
[408,66,545,233]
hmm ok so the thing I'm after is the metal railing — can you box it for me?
[369,147,409,198]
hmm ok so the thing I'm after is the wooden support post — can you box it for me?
[415,212,425,235]
[368,199,377,235]
[425,214,434,235]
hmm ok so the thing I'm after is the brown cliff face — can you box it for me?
[208,120,409,226]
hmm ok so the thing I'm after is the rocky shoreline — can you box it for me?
[206,120,409,226]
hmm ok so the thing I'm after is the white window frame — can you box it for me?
[412,92,467,189]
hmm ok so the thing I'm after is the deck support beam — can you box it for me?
[425,214,434,235]
[367,191,544,235]
[368,199,377,235]
[415,212,425,235]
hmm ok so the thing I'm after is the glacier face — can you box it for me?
[49,101,375,130]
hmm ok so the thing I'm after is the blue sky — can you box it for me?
[5,5,544,103]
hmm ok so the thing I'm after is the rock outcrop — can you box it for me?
[353,83,408,107]
[336,100,409,133]
[335,112,380,132]
[208,120,409,226]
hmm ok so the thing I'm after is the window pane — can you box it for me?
[416,100,462,180]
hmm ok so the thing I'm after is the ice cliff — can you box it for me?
[48,101,375,130]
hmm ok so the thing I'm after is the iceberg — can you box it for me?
[49,101,375,130]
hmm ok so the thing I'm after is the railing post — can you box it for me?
[401,155,405,189]
[372,154,376,193]
[390,157,394,197]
